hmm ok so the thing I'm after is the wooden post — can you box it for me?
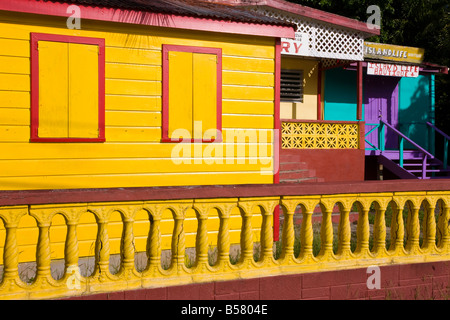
[317,61,322,120]
[357,61,363,121]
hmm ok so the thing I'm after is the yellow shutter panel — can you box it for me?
[68,43,99,138]
[168,51,193,139]
[38,41,69,138]
[193,53,217,140]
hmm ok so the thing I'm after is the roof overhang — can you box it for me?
[0,0,296,39]
[219,0,380,38]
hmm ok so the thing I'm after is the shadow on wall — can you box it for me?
[398,75,433,152]
[323,67,357,121]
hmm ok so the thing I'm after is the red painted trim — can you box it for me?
[274,38,281,185]
[357,61,363,121]
[273,205,280,242]
[317,62,322,120]
[30,33,105,143]
[281,119,360,125]
[162,44,223,144]
[358,121,365,151]
[0,0,295,39]
[1,179,450,206]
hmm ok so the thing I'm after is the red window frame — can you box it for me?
[161,44,222,143]
[30,33,106,143]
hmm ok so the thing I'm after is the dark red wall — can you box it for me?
[281,148,365,182]
[66,261,450,300]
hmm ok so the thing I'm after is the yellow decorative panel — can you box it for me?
[282,121,359,149]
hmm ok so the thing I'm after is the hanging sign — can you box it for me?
[281,32,310,56]
[364,42,425,64]
[367,62,420,77]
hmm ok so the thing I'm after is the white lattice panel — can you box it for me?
[252,7,365,61]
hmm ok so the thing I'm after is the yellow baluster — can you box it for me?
[87,205,112,281]
[405,202,421,254]
[238,200,254,266]
[259,199,278,265]
[141,203,163,277]
[355,203,371,257]
[336,204,352,258]
[29,207,58,288]
[217,202,235,270]
[297,198,320,262]
[0,206,28,296]
[280,200,297,264]
[389,201,406,255]
[421,200,437,253]
[115,204,141,281]
[60,206,85,288]
[95,220,110,278]
[169,202,191,274]
[318,202,335,261]
[372,204,387,256]
[193,202,210,271]
[436,198,450,253]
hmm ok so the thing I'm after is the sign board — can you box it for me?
[281,32,310,56]
[364,42,425,64]
[367,62,420,78]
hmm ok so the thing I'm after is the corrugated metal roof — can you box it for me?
[46,0,293,26]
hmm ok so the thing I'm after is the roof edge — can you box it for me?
[0,0,296,39]
[210,0,380,37]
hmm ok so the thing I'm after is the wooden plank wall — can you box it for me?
[0,12,277,262]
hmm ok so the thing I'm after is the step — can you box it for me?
[280,177,319,184]
[279,154,304,162]
[382,150,424,161]
[279,170,314,180]
[407,169,445,173]
[401,162,441,167]
[280,162,309,171]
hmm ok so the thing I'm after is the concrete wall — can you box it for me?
[64,261,450,300]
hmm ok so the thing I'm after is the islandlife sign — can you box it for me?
[364,42,425,64]
[281,32,310,56]
[367,62,420,78]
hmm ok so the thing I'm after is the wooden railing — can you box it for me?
[427,122,449,170]
[0,182,449,300]
[365,120,437,178]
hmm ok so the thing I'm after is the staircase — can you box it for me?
[279,154,324,183]
[368,120,450,180]
[378,150,450,179]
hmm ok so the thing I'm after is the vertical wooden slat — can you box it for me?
[68,43,99,138]
[193,53,217,140]
[38,41,69,138]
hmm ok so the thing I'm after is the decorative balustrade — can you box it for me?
[281,120,361,149]
[0,184,449,300]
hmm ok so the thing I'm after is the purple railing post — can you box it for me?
[422,155,428,179]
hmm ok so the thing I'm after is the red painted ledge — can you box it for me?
[0,179,449,206]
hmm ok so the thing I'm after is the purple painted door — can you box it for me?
[364,75,400,150]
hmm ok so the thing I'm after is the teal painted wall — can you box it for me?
[324,67,434,151]
[324,67,358,121]
[398,75,433,151]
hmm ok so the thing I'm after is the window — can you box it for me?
[30,33,105,142]
[162,44,222,143]
[280,69,303,103]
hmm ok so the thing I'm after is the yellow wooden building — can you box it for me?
[0,0,296,265]
[1,1,448,301]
